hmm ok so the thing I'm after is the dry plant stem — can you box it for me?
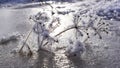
[42,25,86,46]
[38,36,45,49]
[94,24,109,39]
[42,18,106,46]
[36,21,45,49]
[55,26,75,37]
[92,27,102,39]
[75,29,78,39]
[90,19,106,39]
[55,25,84,37]
[42,41,49,46]
[97,23,105,29]
[41,26,75,46]
[19,29,33,53]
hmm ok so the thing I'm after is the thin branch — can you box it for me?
[55,26,75,37]
[55,25,85,37]
[19,29,33,53]
[75,29,78,39]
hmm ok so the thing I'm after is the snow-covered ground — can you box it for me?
[0,0,120,68]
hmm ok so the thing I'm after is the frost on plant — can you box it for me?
[65,39,85,57]
[20,11,59,54]
[55,11,110,41]
[16,4,112,57]
[54,10,111,57]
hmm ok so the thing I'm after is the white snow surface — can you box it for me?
[1,0,120,68]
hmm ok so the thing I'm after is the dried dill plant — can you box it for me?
[53,12,111,57]
[30,11,59,51]
[17,7,112,57]
[55,11,111,41]
[17,11,52,56]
